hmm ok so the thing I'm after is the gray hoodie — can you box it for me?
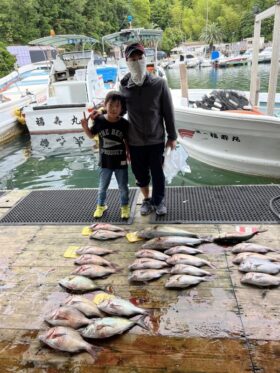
[119,73,177,146]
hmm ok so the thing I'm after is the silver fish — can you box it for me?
[164,246,203,255]
[165,274,209,288]
[170,264,211,276]
[232,252,279,265]
[64,295,104,317]
[74,254,114,267]
[129,258,168,270]
[59,275,103,293]
[79,315,148,339]
[45,306,93,329]
[90,223,125,232]
[39,326,101,357]
[213,230,267,245]
[136,249,169,261]
[167,254,215,268]
[137,226,199,239]
[72,264,117,278]
[239,258,280,275]
[128,269,169,282]
[97,297,148,317]
[76,246,115,256]
[241,272,280,287]
[142,236,208,250]
[90,230,126,240]
[232,242,278,254]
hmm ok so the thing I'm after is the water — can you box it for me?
[0,64,279,190]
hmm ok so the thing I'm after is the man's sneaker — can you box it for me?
[155,200,167,216]
[121,205,130,219]
[93,205,108,218]
[140,198,154,216]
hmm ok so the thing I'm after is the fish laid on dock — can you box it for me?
[241,272,280,287]
[97,297,148,317]
[231,242,278,254]
[45,306,93,329]
[137,226,199,239]
[63,295,104,317]
[128,269,169,282]
[136,249,170,261]
[39,326,102,358]
[72,264,119,278]
[170,264,212,276]
[129,258,169,270]
[165,274,209,288]
[76,246,116,256]
[74,254,114,267]
[141,236,208,250]
[90,230,126,240]
[239,258,280,275]
[213,229,267,245]
[164,246,204,255]
[59,275,104,293]
[90,223,125,232]
[166,254,215,268]
[232,252,280,264]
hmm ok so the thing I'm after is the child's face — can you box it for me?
[105,99,122,119]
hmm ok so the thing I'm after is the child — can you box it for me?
[81,91,130,219]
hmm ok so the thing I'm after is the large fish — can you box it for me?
[231,242,278,254]
[165,274,209,288]
[129,258,168,270]
[79,315,148,339]
[213,230,267,245]
[76,246,116,256]
[72,264,118,278]
[141,236,208,250]
[241,272,280,287]
[170,264,212,276]
[135,249,169,262]
[97,297,148,317]
[90,230,126,240]
[45,306,93,329]
[166,254,215,268]
[164,246,203,255]
[239,258,280,275]
[74,254,114,267]
[232,252,279,265]
[137,226,199,239]
[90,223,125,232]
[63,295,104,317]
[59,275,104,293]
[128,269,169,282]
[39,326,102,357]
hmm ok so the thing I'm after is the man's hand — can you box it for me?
[165,139,177,150]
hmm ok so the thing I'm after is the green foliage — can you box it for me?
[0,42,16,78]
[199,22,223,49]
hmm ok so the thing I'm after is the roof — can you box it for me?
[102,28,162,47]
[28,35,99,47]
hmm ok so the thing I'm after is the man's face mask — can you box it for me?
[126,56,147,86]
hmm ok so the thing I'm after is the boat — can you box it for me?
[215,54,249,68]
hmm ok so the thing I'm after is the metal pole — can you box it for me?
[249,19,261,105]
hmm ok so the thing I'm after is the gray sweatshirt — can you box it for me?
[119,73,177,146]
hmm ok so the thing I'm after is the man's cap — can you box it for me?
[124,43,145,59]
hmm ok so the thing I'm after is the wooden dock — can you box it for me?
[0,190,279,373]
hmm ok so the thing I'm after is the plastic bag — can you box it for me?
[163,144,191,184]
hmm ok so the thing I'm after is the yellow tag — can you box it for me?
[64,246,80,258]
[93,292,115,305]
[126,232,143,243]
[82,227,92,236]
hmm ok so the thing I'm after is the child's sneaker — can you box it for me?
[121,205,130,219]
[93,205,108,218]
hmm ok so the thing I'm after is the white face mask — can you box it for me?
[126,57,147,86]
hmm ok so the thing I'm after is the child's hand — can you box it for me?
[81,112,90,129]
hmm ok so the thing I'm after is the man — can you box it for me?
[119,42,177,216]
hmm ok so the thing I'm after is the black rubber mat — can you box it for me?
[150,185,280,224]
[0,189,139,225]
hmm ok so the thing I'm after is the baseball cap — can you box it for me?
[124,43,145,59]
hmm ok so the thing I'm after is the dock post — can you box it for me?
[249,19,261,106]
[179,63,189,104]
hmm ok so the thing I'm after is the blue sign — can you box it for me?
[211,50,220,60]
[127,15,133,22]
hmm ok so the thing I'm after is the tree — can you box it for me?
[199,22,223,51]
[0,42,16,78]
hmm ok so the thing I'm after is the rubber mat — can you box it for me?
[0,189,139,225]
[150,185,280,224]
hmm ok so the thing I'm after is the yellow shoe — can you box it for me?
[93,205,108,218]
[121,205,130,219]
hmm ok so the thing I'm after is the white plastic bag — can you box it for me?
[163,144,191,184]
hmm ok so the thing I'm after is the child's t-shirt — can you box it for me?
[91,115,128,169]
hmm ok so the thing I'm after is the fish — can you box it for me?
[72,264,118,278]
[170,264,212,276]
[79,315,148,339]
[97,297,148,317]
[90,230,126,240]
[63,295,104,317]
[44,306,93,329]
[137,226,199,239]
[128,258,169,270]
[76,246,116,256]
[74,254,114,267]
[59,275,104,293]
[231,242,278,254]
[39,326,102,358]
[232,252,279,265]
[165,274,209,288]
[166,254,215,268]
[213,230,267,245]
[128,269,169,282]
[239,258,280,275]
[90,223,125,232]
[241,272,280,287]
[141,236,209,250]
[135,249,169,261]
[164,246,204,255]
